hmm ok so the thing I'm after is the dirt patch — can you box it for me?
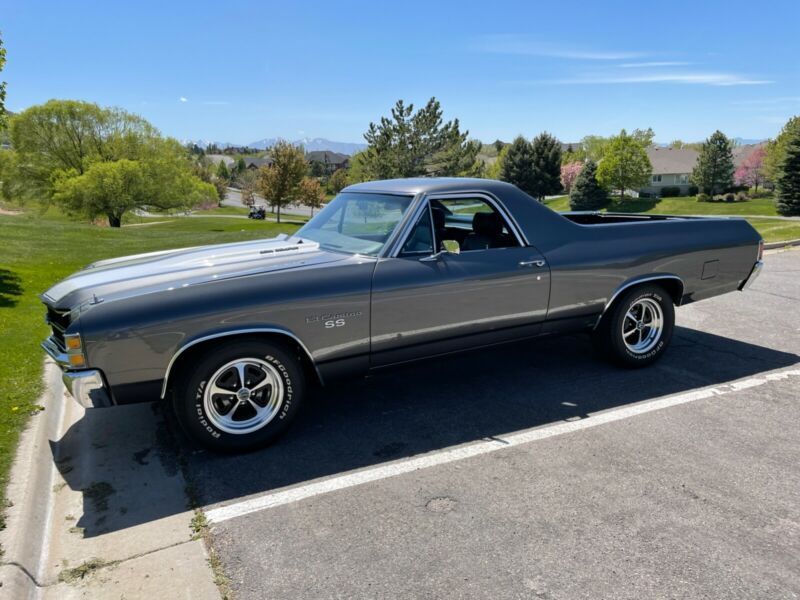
[425,496,457,513]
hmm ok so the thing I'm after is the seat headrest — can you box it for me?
[472,212,503,237]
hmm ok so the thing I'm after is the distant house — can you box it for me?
[639,147,699,196]
[205,154,235,168]
[306,150,349,175]
[243,156,274,170]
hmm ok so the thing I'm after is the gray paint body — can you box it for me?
[41,178,761,405]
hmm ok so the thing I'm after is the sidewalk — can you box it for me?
[0,361,220,600]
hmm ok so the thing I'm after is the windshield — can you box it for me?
[296,192,413,256]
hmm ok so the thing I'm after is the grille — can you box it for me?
[45,305,71,351]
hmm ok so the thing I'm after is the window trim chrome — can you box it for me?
[387,190,529,259]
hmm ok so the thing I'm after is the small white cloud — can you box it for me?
[179,97,188,103]
[510,71,772,87]
[619,61,691,68]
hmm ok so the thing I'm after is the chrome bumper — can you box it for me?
[41,338,112,408]
[739,260,764,291]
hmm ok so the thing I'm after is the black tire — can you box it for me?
[172,340,305,452]
[592,284,675,368]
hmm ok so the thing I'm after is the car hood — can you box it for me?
[42,235,349,309]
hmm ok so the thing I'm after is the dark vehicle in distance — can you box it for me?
[248,205,266,220]
[41,178,763,451]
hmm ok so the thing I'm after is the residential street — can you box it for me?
[222,187,318,217]
[5,249,798,599]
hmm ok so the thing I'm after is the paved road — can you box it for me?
[223,187,318,217]
[50,250,800,599]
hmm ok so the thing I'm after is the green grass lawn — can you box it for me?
[543,195,795,242]
[0,211,301,521]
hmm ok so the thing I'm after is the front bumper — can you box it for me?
[739,260,764,291]
[41,338,112,408]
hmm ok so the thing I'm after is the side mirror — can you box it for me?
[441,240,460,255]
[419,240,460,262]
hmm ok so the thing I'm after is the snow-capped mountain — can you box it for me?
[248,137,366,155]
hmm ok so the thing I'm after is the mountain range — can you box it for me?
[184,137,367,156]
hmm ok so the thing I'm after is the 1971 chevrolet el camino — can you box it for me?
[41,178,763,451]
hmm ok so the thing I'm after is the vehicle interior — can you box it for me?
[400,197,519,256]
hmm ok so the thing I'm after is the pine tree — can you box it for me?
[691,130,734,196]
[775,126,800,216]
[569,160,608,211]
[529,132,563,200]
[500,136,535,197]
[216,159,230,181]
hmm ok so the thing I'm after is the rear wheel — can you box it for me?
[593,284,674,368]
[172,340,305,452]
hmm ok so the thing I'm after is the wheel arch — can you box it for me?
[160,328,321,399]
[593,275,684,329]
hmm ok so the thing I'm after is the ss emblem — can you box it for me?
[324,319,346,328]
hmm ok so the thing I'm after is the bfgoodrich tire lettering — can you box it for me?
[593,284,675,368]
[173,340,305,452]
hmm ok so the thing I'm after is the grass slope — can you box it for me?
[0,213,301,517]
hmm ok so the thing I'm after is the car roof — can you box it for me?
[343,177,520,196]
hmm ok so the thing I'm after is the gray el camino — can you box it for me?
[41,178,763,451]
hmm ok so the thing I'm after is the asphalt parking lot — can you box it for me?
[51,249,799,599]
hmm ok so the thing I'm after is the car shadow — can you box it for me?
[51,326,798,536]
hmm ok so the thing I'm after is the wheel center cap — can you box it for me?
[236,388,251,402]
[636,321,645,330]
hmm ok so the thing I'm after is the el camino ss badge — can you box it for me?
[306,311,362,328]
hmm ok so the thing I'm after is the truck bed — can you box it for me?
[561,212,704,225]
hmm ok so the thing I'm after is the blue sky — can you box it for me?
[3,0,799,145]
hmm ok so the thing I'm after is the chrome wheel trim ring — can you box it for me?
[203,358,284,435]
[621,297,664,354]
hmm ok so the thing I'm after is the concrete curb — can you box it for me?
[0,360,220,600]
[0,361,66,599]
[764,238,800,250]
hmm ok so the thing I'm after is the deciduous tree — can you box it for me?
[691,130,735,196]
[560,161,583,193]
[327,168,348,195]
[529,132,562,200]
[236,169,258,206]
[0,31,7,131]
[596,130,652,200]
[735,146,767,192]
[486,145,509,179]
[569,160,608,211]
[297,176,325,216]
[257,140,306,223]
[775,125,800,216]
[764,116,800,183]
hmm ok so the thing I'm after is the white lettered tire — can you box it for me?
[593,284,675,368]
[172,340,305,452]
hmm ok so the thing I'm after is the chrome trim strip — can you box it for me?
[160,328,322,399]
[739,260,763,291]
[381,193,427,258]
[593,275,685,329]
[62,370,112,408]
[41,337,70,367]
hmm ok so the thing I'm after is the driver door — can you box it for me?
[370,195,551,367]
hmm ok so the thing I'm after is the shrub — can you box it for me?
[688,185,699,196]
[724,193,736,202]
[569,160,608,211]
[660,186,681,197]
[725,184,749,194]
[697,193,711,202]
[735,191,749,202]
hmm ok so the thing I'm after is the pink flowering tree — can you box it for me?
[735,146,767,193]
[560,161,584,193]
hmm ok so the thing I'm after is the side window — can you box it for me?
[435,197,520,252]
[399,206,434,256]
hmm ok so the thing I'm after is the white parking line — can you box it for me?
[206,368,800,524]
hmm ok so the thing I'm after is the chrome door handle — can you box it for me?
[519,259,546,268]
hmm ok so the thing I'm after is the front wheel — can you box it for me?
[592,284,675,368]
[172,340,305,452]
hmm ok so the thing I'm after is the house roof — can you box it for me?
[244,156,273,168]
[646,147,699,175]
[306,150,349,164]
